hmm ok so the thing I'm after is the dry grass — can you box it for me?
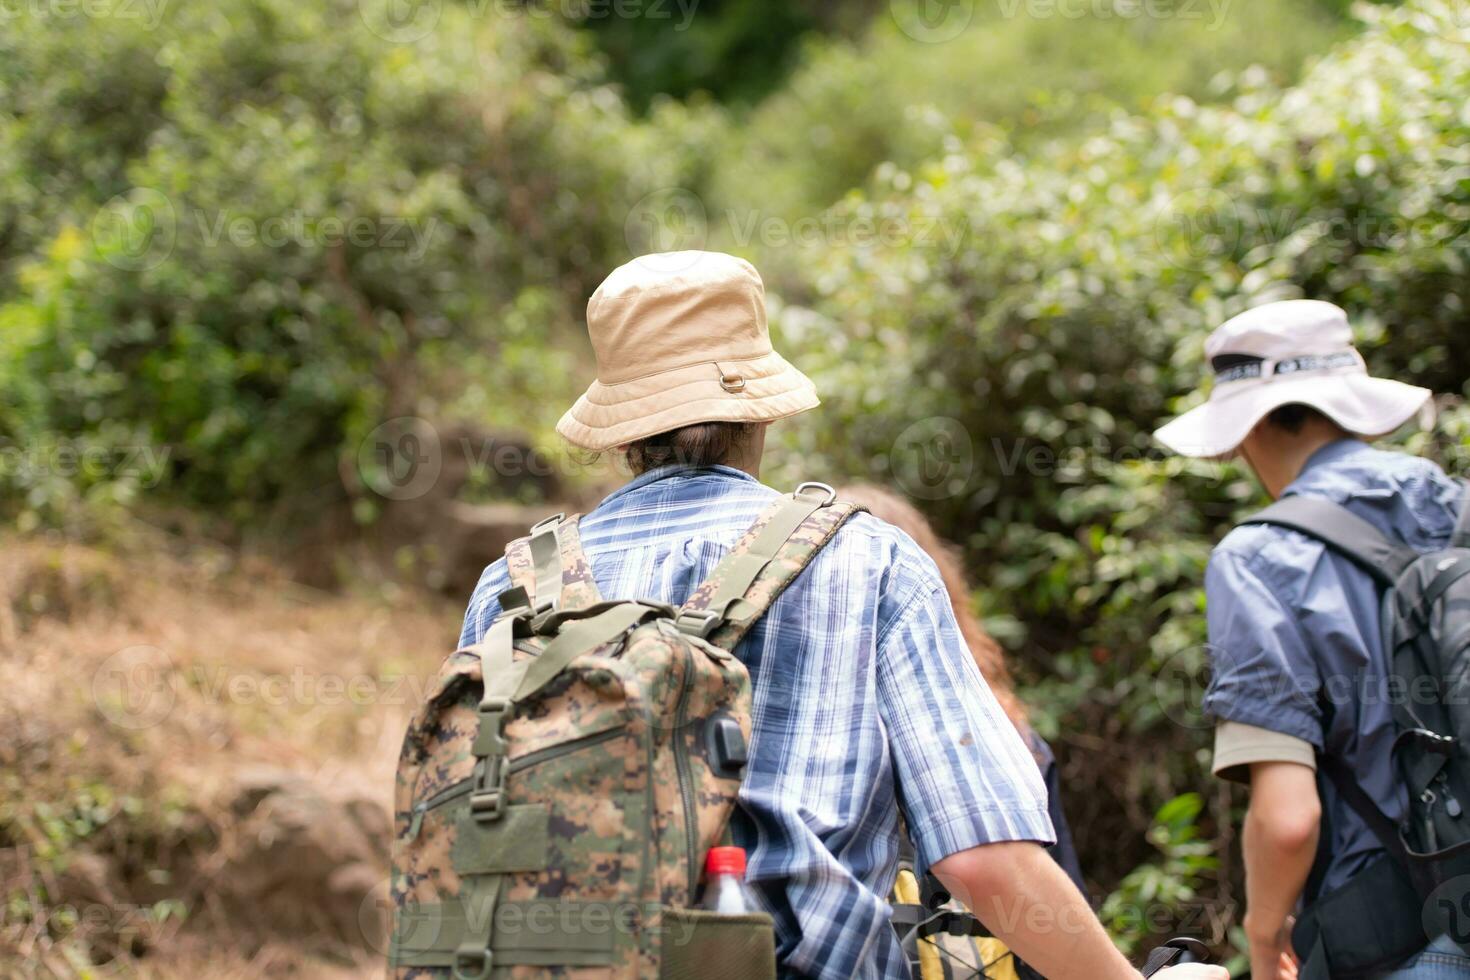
[0,529,461,978]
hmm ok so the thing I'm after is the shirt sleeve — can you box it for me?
[1212,721,1317,785]
[876,581,1055,877]
[458,558,512,648]
[1203,549,1324,749]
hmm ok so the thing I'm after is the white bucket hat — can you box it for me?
[1154,300,1433,459]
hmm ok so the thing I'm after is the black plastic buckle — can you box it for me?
[916,910,988,940]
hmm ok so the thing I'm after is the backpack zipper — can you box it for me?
[505,725,623,777]
[406,726,624,840]
[674,644,700,899]
[408,778,475,840]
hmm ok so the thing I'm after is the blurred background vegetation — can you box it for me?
[2,0,1468,973]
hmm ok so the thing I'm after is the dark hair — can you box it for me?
[623,422,758,476]
[1265,403,1332,434]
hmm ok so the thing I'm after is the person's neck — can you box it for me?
[726,427,767,479]
[726,452,762,480]
[1246,425,1355,499]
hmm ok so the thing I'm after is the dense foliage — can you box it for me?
[0,0,710,524]
[708,0,1354,244]
[577,0,881,110]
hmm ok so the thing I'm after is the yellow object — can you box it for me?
[892,868,1021,980]
[974,939,1021,980]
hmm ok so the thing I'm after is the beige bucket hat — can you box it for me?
[556,251,820,452]
[1154,300,1433,459]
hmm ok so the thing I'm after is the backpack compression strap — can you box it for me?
[503,512,604,615]
[676,482,866,651]
[1239,495,1420,588]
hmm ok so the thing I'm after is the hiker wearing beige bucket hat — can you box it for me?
[1157,300,1470,980]
[555,250,820,453]
[450,251,1226,980]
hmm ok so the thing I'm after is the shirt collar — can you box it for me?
[1287,438,1371,492]
[596,464,758,509]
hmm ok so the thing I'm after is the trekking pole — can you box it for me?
[1142,938,1211,977]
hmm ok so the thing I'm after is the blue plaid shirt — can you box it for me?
[460,465,1054,980]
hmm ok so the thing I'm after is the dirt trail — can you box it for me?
[0,532,461,977]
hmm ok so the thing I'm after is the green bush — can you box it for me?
[0,0,714,524]
[711,0,1353,243]
[770,0,1469,938]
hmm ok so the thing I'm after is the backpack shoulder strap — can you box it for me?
[1453,481,1470,550]
[677,482,867,651]
[504,512,603,614]
[1239,495,1419,588]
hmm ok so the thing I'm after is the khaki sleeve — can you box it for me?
[1212,721,1318,785]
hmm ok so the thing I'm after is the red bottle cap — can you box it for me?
[704,846,746,877]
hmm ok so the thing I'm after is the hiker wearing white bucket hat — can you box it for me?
[1157,301,1470,980]
[1154,300,1432,461]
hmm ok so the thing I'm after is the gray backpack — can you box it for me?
[1239,483,1470,978]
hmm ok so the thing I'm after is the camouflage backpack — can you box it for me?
[390,483,863,979]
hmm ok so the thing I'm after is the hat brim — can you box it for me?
[556,350,820,452]
[1154,374,1432,459]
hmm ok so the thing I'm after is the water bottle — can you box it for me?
[700,846,760,914]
